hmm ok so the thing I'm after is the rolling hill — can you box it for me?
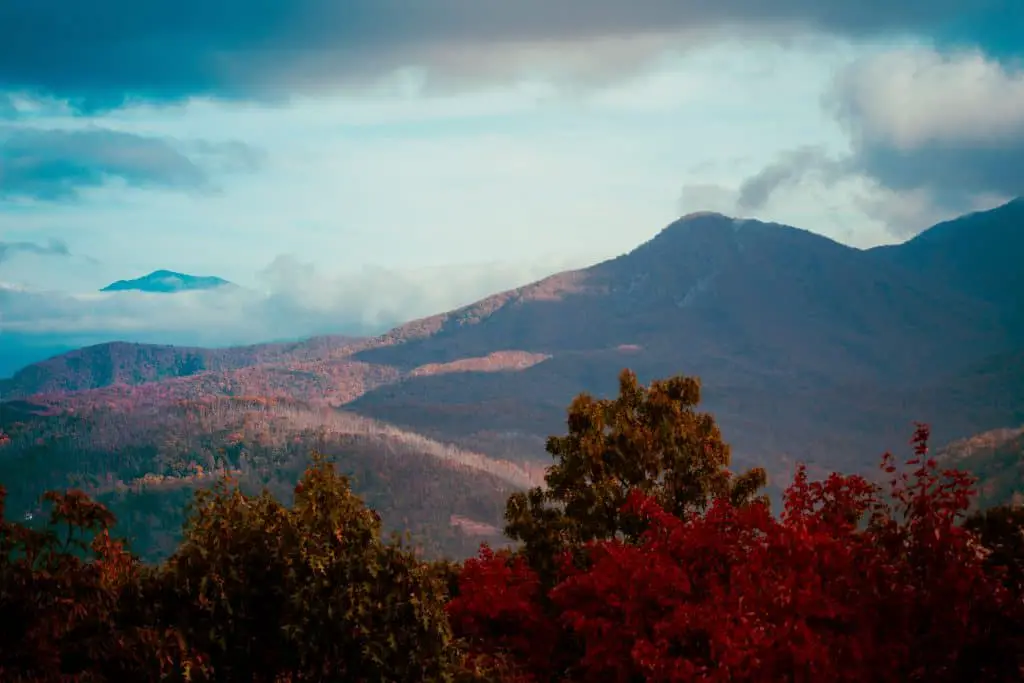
[0,395,539,562]
[0,335,363,397]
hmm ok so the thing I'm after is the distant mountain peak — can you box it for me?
[101,270,231,294]
[637,212,816,259]
[677,210,733,221]
[663,211,742,232]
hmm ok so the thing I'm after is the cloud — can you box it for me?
[0,126,262,200]
[0,256,581,349]
[729,46,1024,234]
[0,238,69,264]
[0,93,16,118]
[845,185,1007,238]
[0,0,1010,109]
[735,146,844,212]
[827,47,1024,209]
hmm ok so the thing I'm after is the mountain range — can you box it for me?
[1,199,1022,560]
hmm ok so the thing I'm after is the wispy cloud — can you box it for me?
[0,238,69,264]
[0,126,262,200]
[735,146,849,213]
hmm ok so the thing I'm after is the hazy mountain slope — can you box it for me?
[0,335,363,398]
[0,334,78,380]
[346,347,1022,477]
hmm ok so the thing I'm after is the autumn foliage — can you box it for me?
[451,420,1024,682]
[2,369,1024,681]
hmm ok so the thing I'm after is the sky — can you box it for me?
[1,0,1023,357]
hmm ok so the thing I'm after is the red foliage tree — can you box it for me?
[452,425,1024,682]
[447,545,561,681]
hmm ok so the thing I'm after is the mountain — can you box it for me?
[868,196,1024,330]
[344,208,1021,472]
[354,211,1010,383]
[101,269,232,293]
[2,201,1023,559]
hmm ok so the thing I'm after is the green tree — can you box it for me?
[505,369,768,582]
[151,455,461,682]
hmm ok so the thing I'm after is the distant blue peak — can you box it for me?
[100,270,231,294]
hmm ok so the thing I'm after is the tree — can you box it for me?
[504,369,767,583]
[151,455,462,682]
[455,418,1024,683]
[447,545,559,682]
[451,369,769,681]
[0,485,204,682]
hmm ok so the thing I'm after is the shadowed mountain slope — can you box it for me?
[869,197,1024,324]
[354,212,1012,386]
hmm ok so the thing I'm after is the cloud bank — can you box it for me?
[0,256,580,353]
[1,0,1013,109]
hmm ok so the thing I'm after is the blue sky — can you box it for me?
[1,1,1022,352]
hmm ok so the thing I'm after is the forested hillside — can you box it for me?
[2,369,1021,682]
[0,396,537,562]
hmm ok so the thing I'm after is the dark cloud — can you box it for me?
[0,238,69,264]
[845,144,1024,211]
[0,127,261,200]
[931,6,1024,60]
[0,0,1014,109]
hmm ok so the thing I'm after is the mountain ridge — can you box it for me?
[353,210,1013,386]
